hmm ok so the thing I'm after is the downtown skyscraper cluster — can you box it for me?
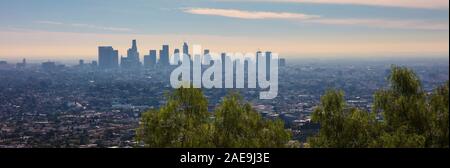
[98,40,286,71]
[98,40,175,70]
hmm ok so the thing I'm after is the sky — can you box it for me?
[0,0,448,61]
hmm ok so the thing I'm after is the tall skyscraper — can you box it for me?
[203,49,211,64]
[159,45,170,66]
[150,50,157,65]
[174,49,180,65]
[98,46,119,69]
[183,42,189,57]
[131,39,137,51]
[113,50,119,67]
[256,51,262,85]
[265,51,272,80]
[121,39,141,69]
[144,50,157,68]
[221,53,226,88]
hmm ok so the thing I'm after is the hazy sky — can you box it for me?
[0,0,448,61]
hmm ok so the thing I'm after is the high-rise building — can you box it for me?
[131,39,137,50]
[203,49,211,64]
[144,50,157,68]
[112,50,119,67]
[183,42,189,57]
[159,45,170,66]
[221,53,226,88]
[265,51,272,80]
[121,39,141,69]
[174,49,181,65]
[98,46,119,69]
[256,51,262,84]
[151,50,158,65]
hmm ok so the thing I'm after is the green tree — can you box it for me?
[137,89,291,148]
[309,65,449,148]
[308,90,379,148]
[213,92,291,148]
[372,126,426,148]
[428,82,449,147]
[136,87,213,148]
[373,66,448,147]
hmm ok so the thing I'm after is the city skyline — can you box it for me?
[97,39,280,69]
[0,0,449,61]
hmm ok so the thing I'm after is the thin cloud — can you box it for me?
[309,18,449,31]
[183,8,320,20]
[34,21,64,25]
[34,20,133,32]
[216,0,449,10]
[183,8,448,30]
